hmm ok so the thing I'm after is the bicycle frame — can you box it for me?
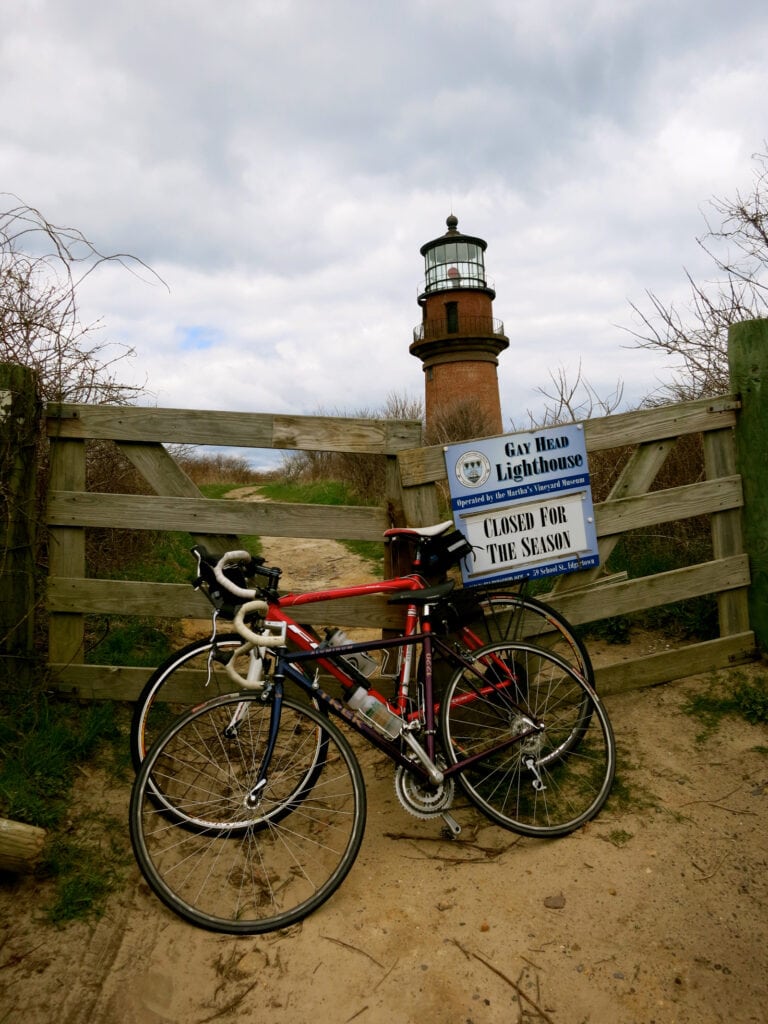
[274,574,426,711]
[243,611,543,803]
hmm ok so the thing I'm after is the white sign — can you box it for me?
[444,424,599,586]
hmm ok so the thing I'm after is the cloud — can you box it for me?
[2,0,768,451]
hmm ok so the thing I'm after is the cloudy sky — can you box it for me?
[3,0,767,459]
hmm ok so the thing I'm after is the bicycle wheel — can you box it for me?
[440,641,615,837]
[131,634,248,771]
[452,589,594,684]
[144,688,330,832]
[130,633,320,770]
[130,693,366,934]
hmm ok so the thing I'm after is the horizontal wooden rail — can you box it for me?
[47,577,410,629]
[397,395,740,487]
[47,404,423,452]
[543,554,750,625]
[47,491,390,540]
[593,475,743,535]
[49,555,749,627]
[596,632,756,696]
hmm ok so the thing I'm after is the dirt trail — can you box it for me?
[1,494,767,1023]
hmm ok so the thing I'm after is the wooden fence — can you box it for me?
[40,389,758,701]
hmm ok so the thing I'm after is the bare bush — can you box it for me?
[0,196,162,404]
[625,147,768,400]
[173,449,263,486]
[0,197,162,581]
[422,398,495,448]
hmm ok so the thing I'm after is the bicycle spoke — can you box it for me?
[440,642,615,837]
[131,694,366,933]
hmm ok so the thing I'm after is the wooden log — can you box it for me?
[0,817,46,873]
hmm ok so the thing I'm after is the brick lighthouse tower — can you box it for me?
[410,215,509,439]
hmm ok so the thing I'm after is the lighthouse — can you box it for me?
[411,215,509,440]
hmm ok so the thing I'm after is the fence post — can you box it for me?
[0,363,40,689]
[728,318,768,652]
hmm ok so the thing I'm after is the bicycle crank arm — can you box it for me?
[401,732,444,785]
[441,811,461,836]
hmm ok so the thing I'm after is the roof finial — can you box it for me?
[446,213,459,234]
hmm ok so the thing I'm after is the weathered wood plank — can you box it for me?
[399,482,443,528]
[47,491,390,540]
[50,555,749,633]
[0,817,46,874]
[594,475,743,536]
[582,395,739,452]
[49,629,758,702]
[597,632,757,695]
[47,404,422,453]
[703,430,751,636]
[47,440,86,664]
[47,577,410,629]
[396,395,739,487]
[540,554,750,625]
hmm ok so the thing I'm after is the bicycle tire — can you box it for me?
[130,692,367,934]
[453,589,595,684]
[439,641,615,838]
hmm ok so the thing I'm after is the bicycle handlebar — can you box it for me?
[191,544,282,607]
[212,550,259,600]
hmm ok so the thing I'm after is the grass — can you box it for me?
[605,828,634,847]
[0,684,132,924]
[683,669,768,742]
[41,812,131,925]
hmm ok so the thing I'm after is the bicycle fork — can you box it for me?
[218,649,285,812]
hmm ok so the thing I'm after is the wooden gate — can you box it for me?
[43,393,756,700]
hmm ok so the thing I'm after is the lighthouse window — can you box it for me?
[446,301,459,332]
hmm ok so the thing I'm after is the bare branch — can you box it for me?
[623,147,768,401]
[513,362,624,430]
[0,197,162,405]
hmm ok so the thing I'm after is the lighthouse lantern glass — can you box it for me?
[424,241,486,292]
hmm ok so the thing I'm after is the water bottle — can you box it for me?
[346,685,402,740]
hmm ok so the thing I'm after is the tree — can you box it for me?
[0,195,162,403]
[626,148,768,401]
[511,362,625,431]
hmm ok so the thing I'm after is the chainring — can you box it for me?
[394,765,455,819]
